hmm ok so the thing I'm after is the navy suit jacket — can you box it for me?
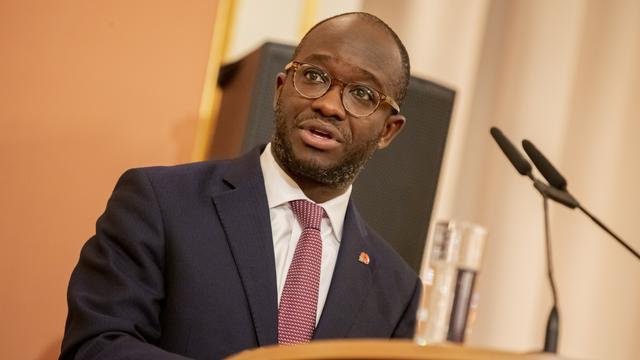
[61,146,420,360]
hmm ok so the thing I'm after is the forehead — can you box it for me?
[295,16,402,92]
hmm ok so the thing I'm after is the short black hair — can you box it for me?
[293,12,411,106]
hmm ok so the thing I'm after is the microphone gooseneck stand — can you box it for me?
[577,205,640,260]
[527,174,561,353]
[492,127,640,354]
[521,139,640,261]
[541,196,559,353]
[490,127,563,353]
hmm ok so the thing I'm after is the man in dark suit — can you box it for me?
[61,12,420,360]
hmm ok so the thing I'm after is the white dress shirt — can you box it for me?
[259,143,352,324]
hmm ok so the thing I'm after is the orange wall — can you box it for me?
[0,1,218,358]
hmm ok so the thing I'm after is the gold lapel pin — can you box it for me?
[358,251,370,265]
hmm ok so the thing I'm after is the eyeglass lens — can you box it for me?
[293,64,382,117]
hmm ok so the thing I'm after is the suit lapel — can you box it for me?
[314,202,374,339]
[211,147,278,346]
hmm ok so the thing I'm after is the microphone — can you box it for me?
[522,140,567,190]
[490,127,532,176]
[521,138,640,261]
[490,127,561,353]
[490,128,577,208]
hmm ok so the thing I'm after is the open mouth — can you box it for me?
[295,117,345,151]
[310,128,333,140]
[298,125,342,151]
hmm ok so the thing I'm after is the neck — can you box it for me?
[292,175,350,203]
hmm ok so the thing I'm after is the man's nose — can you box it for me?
[310,85,347,120]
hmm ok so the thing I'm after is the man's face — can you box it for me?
[272,16,406,188]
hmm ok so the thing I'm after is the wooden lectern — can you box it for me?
[226,339,572,360]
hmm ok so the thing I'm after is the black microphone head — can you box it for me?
[522,139,568,190]
[490,127,532,176]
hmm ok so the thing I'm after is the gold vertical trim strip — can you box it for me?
[192,0,238,161]
[298,0,319,39]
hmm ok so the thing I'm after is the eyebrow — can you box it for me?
[299,53,384,90]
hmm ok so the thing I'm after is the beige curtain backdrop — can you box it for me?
[364,0,640,359]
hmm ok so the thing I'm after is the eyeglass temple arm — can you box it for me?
[384,97,400,113]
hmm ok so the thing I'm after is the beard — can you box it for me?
[271,102,383,188]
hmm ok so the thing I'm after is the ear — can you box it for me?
[273,72,287,111]
[377,114,406,149]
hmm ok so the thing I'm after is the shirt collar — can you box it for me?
[260,143,352,242]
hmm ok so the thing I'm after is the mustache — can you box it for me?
[274,99,352,143]
[294,114,352,143]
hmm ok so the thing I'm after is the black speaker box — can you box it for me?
[210,42,455,272]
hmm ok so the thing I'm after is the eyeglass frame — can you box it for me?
[284,61,401,117]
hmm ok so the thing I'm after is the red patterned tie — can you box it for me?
[278,200,324,344]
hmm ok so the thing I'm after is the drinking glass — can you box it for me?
[414,220,487,345]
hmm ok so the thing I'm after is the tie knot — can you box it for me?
[289,200,324,230]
